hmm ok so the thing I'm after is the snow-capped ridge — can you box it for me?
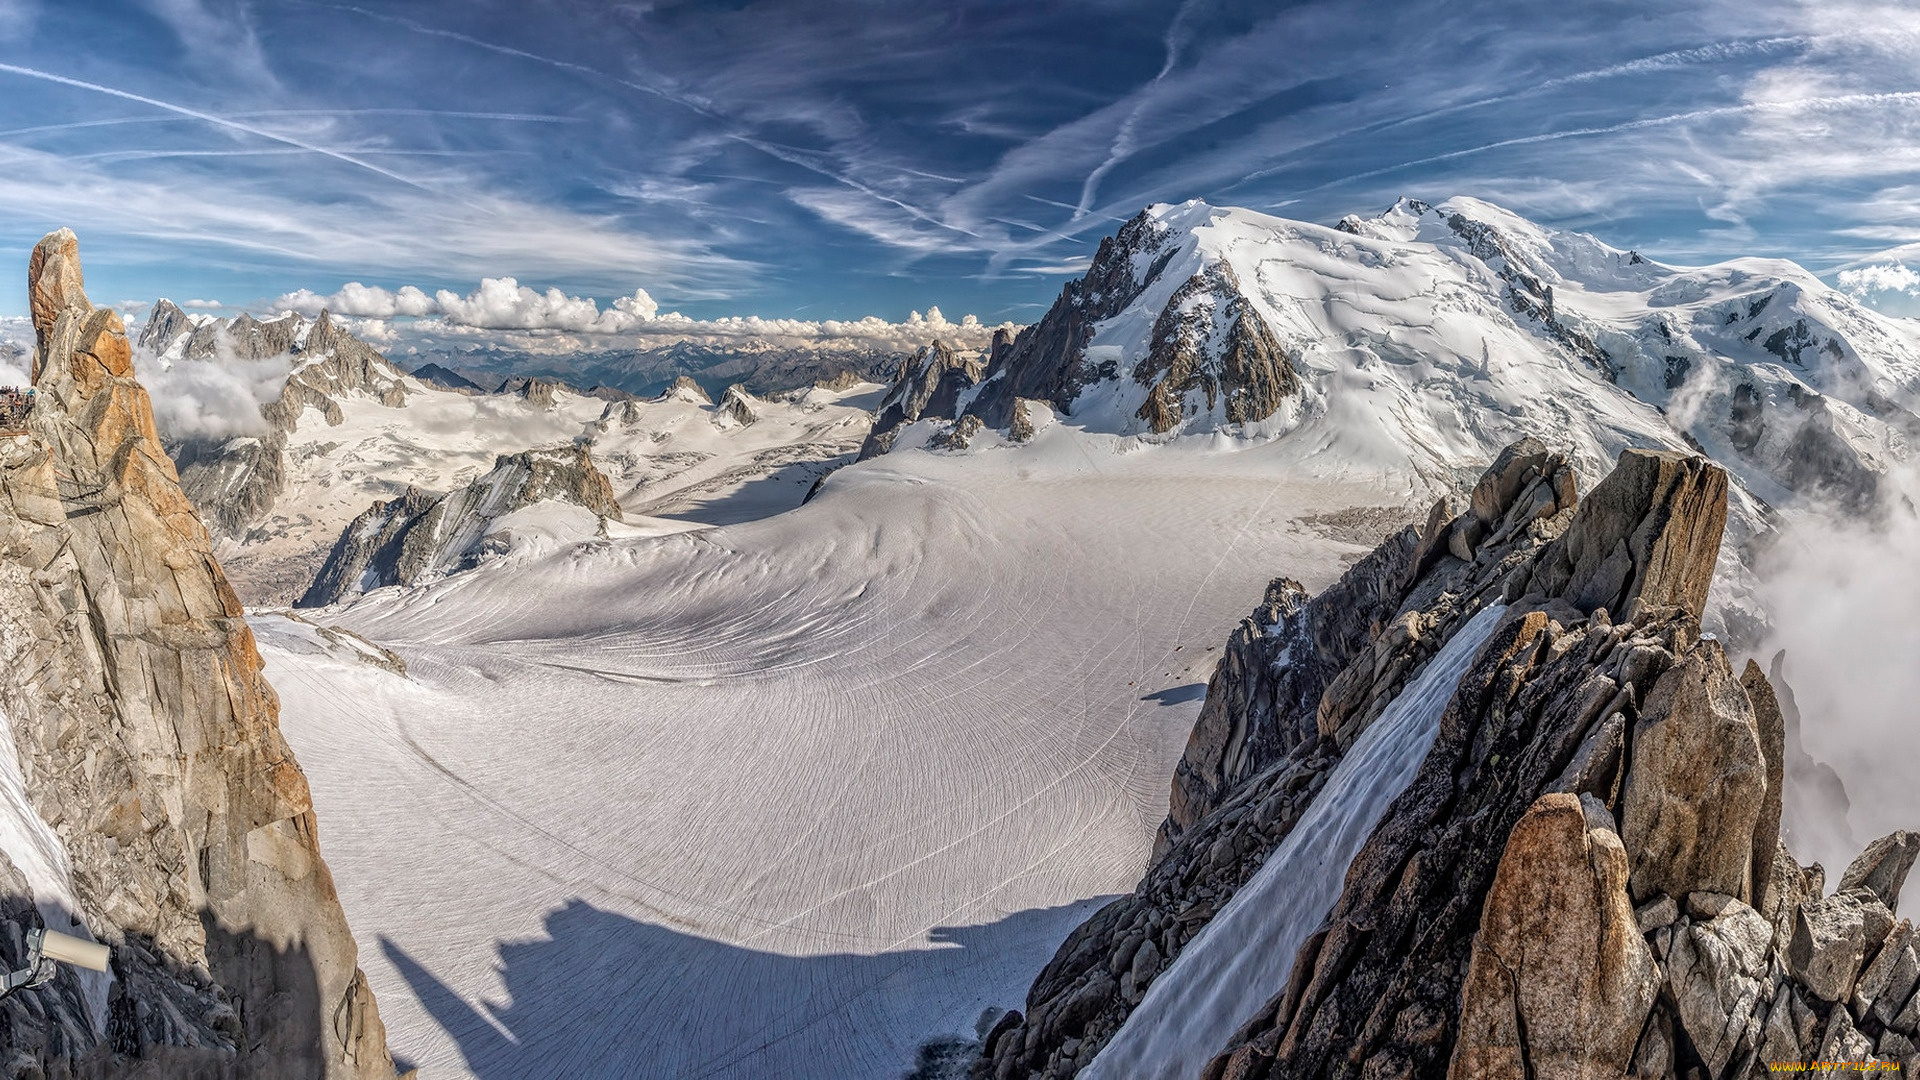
[891,195,1919,534]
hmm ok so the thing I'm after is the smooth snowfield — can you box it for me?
[1085,603,1509,1080]
[258,435,1413,1078]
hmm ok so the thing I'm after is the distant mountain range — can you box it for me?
[135,300,886,606]
[401,337,915,400]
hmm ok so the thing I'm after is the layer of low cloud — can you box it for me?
[136,345,294,440]
[0,317,29,385]
[1755,467,1920,908]
[272,279,1011,353]
[1837,262,1920,296]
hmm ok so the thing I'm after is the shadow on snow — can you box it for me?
[385,895,1105,1080]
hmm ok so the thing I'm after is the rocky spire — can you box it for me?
[859,339,982,458]
[27,228,86,372]
[0,231,398,1076]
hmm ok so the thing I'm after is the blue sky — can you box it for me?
[3,0,1920,331]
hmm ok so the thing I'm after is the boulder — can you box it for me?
[1791,889,1896,1002]
[1839,831,1920,913]
[1526,448,1728,619]
[1621,641,1767,903]
[1450,793,1658,1079]
[1666,897,1773,1075]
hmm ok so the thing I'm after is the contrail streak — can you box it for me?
[1307,91,1920,191]
[0,61,436,191]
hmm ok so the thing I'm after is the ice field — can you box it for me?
[255,432,1423,1078]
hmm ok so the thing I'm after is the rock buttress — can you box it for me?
[0,230,397,1077]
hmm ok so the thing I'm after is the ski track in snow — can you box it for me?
[257,440,1404,1079]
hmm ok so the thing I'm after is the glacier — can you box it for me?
[256,438,1407,1078]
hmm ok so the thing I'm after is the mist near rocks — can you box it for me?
[1755,467,1920,910]
[134,346,293,441]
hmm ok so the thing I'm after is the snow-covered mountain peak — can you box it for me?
[921,195,1920,527]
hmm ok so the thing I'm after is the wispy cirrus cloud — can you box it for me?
[6,0,1920,324]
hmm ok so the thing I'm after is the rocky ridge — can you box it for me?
[146,303,412,546]
[980,435,1911,1078]
[0,231,397,1076]
[858,340,986,458]
[299,443,621,607]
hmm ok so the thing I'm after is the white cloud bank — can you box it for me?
[1756,467,1920,911]
[0,319,30,386]
[271,278,1013,353]
[1837,262,1920,297]
[140,351,295,440]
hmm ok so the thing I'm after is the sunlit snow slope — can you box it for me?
[256,432,1404,1079]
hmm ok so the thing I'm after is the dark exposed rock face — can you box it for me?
[859,340,983,459]
[1773,649,1858,861]
[299,444,619,607]
[1781,399,1882,513]
[715,383,759,428]
[496,376,561,407]
[0,231,396,1077]
[408,362,484,394]
[1133,262,1299,434]
[965,211,1176,429]
[135,297,193,354]
[1441,210,1616,379]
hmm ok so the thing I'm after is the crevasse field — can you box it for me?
[254,428,1409,1079]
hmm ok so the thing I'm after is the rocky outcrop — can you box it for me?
[1186,449,1912,1076]
[964,211,1176,428]
[714,383,759,429]
[300,444,619,607]
[1523,446,1728,619]
[982,433,1915,1079]
[1132,262,1299,434]
[1449,793,1657,1079]
[859,340,983,458]
[0,231,396,1076]
[496,376,561,407]
[1008,398,1041,443]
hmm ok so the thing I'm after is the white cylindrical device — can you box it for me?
[39,930,109,972]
